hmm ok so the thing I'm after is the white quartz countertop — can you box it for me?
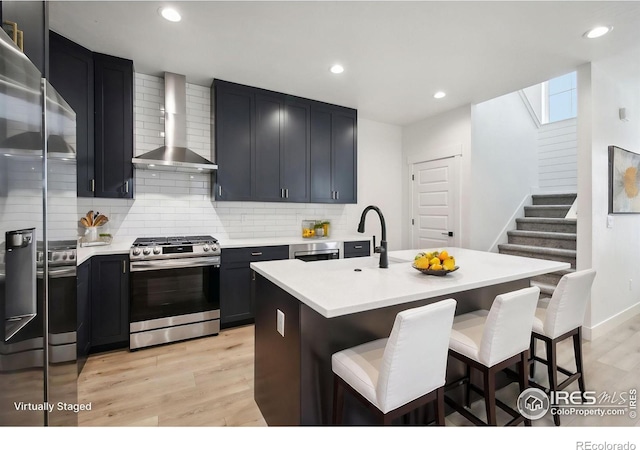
[76,238,133,265]
[76,234,373,264]
[250,247,571,318]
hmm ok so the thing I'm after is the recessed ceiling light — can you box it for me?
[434,91,446,99]
[330,64,344,74]
[159,7,181,22]
[583,26,612,39]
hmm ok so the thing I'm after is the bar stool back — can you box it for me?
[332,299,457,425]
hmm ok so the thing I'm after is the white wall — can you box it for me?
[401,105,472,249]
[470,92,538,251]
[579,53,640,337]
[346,118,403,250]
[77,74,403,243]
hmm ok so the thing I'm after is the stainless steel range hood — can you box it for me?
[132,72,217,173]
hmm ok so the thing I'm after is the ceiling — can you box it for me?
[49,1,640,126]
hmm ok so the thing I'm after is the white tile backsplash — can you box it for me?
[75,73,351,240]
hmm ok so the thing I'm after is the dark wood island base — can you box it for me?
[253,273,530,426]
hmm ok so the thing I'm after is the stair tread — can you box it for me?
[525,205,571,209]
[498,243,576,257]
[532,194,577,198]
[516,217,577,223]
[507,230,576,240]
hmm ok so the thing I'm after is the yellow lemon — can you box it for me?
[429,257,440,266]
[431,263,443,271]
[443,258,455,271]
[415,257,430,269]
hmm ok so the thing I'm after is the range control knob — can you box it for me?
[132,248,141,256]
[203,245,210,252]
[153,246,161,255]
[51,253,60,261]
[69,252,75,260]
[62,253,68,260]
[142,248,151,256]
[212,244,219,253]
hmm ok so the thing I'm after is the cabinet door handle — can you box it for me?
[125,181,129,193]
[122,260,126,274]
[285,188,289,199]
[354,245,363,249]
[331,191,335,200]
[252,271,256,281]
[218,185,222,197]
[91,179,95,192]
[251,252,263,256]
[280,188,284,198]
[336,191,339,200]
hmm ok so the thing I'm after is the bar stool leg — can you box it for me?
[518,350,531,426]
[529,337,536,379]
[545,339,560,426]
[573,328,586,399]
[436,386,446,426]
[464,364,472,407]
[484,367,497,426]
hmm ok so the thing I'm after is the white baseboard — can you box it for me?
[583,302,640,341]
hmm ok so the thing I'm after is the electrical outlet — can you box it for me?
[277,309,285,337]
[607,215,614,228]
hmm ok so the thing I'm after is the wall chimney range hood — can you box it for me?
[132,72,217,173]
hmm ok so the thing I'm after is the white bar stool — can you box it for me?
[331,299,457,425]
[529,269,596,426]
[445,286,540,426]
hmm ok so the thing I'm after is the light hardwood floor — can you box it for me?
[79,315,640,427]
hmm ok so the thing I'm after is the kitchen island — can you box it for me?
[250,248,570,426]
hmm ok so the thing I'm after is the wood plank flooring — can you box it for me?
[78,325,264,426]
[79,315,640,427]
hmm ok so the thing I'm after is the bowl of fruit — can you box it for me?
[412,250,458,276]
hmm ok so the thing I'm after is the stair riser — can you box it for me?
[499,249,576,269]
[532,195,577,206]
[531,272,565,286]
[508,235,576,250]
[524,207,570,218]
[516,221,577,233]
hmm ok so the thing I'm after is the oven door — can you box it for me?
[129,257,220,324]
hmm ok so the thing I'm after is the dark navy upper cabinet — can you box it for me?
[310,104,357,204]
[282,97,310,202]
[49,31,95,197]
[214,80,254,201]
[94,53,134,199]
[254,92,284,202]
[49,33,133,199]
[213,79,351,204]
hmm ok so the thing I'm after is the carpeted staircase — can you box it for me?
[498,193,577,298]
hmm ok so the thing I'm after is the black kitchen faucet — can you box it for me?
[357,205,388,269]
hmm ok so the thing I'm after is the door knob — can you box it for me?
[441,231,454,237]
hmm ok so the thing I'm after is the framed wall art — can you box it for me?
[609,145,640,214]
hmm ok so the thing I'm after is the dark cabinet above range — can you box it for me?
[213,79,356,204]
[49,31,134,199]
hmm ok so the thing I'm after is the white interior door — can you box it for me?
[412,157,460,249]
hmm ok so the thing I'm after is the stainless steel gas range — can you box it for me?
[129,235,221,350]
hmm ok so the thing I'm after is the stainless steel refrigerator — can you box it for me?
[0,28,78,426]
